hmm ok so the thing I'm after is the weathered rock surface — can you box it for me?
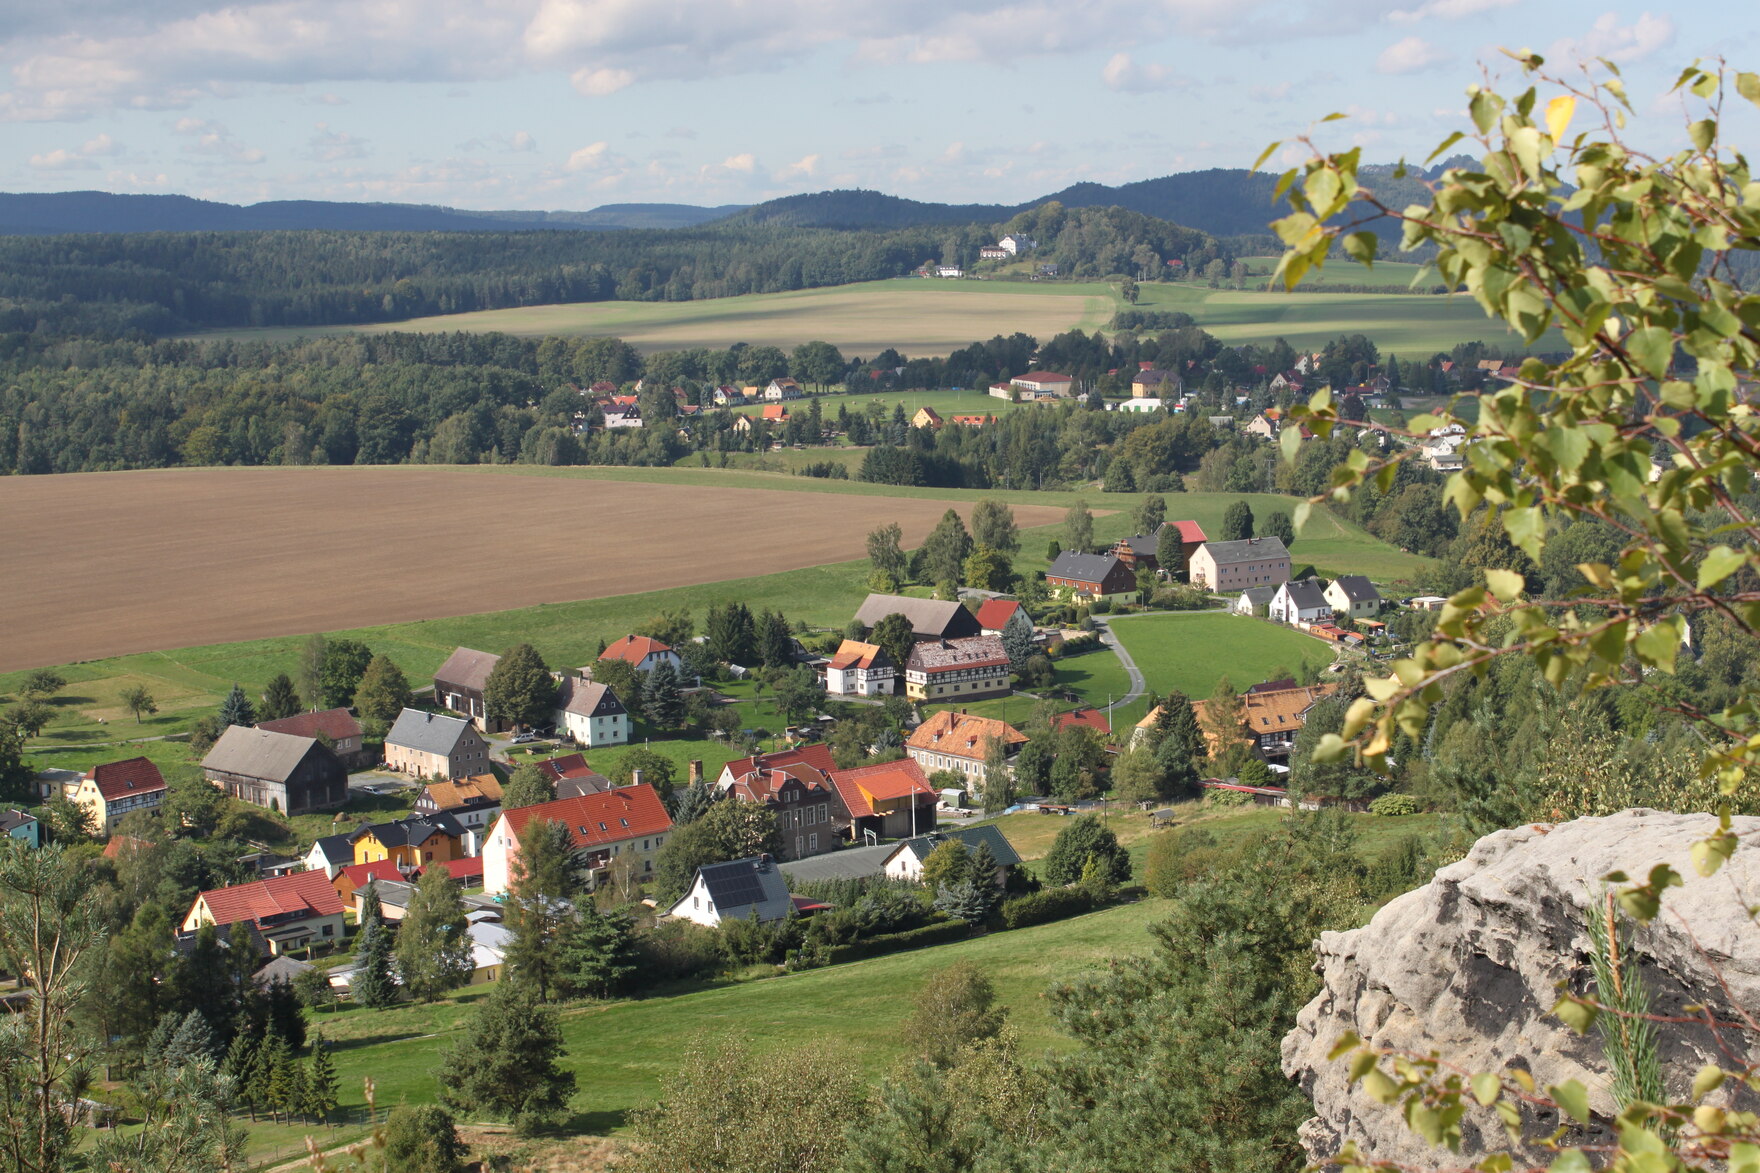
[1283,809,1760,1166]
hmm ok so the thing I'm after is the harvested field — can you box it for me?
[0,467,1066,671]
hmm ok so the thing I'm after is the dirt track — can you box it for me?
[1,467,1065,671]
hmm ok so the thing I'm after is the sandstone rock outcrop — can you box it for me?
[1283,809,1760,1167]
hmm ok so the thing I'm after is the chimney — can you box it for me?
[689,760,703,784]
[631,768,643,788]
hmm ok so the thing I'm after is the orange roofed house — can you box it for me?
[905,711,1029,792]
[828,758,939,842]
[1134,681,1338,763]
[182,870,345,955]
[68,756,167,835]
[721,744,847,861]
[825,639,895,697]
[598,635,682,674]
[482,784,673,895]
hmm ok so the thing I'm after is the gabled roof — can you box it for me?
[558,775,616,798]
[827,758,936,819]
[253,955,315,987]
[385,708,474,756]
[905,635,1009,675]
[600,635,674,666]
[352,814,465,849]
[308,833,354,865]
[196,870,344,927]
[1051,707,1111,737]
[256,708,362,743]
[496,784,673,852]
[1238,585,1278,606]
[761,404,788,420]
[339,859,409,891]
[1014,371,1072,383]
[674,855,792,923]
[915,406,944,424]
[1330,574,1383,603]
[437,856,485,884]
[556,677,625,718]
[1046,551,1129,586]
[853,594,982,640]
[418,774,503,812]
[973,599,1023,631]
[1277,577,1331,611]
[1164,519,1207,545]
[1197,536,1290,566]
[86,756,167,801]
[828,640,888,672]
[778,841,896,883]
[888,824,1022,868]
[721,744,837,785]
[203,726,327,784]
[434,647,500,693]
[0,810,37,834]
[536,752,595,780]
[906,711,1028,758]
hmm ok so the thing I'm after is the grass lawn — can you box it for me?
[1108,611,1335,700]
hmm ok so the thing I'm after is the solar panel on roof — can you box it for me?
[705,866,768,909]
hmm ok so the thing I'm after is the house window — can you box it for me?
[809,833,818,851]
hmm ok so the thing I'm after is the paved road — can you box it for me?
[1091,616,1146,716]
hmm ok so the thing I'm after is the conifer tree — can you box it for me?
[223,1030,261,1120]
[165,1009,219,1067]
[305,1035,340,1126]
[438,982,576,1135]
[1156,524,1187,579]
[258,1032,292,1122]
[259,672,301,721]
[503,819,580,1002]
[756,610,794,669]
[642,661,686,729]
[351,882,399,1009]
[560,904,639,1000]
[396,866,472,1002]
[217,683,255,728]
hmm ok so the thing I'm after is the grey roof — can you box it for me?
[1330,574,1383,603]
[854,594,981,639]
[309,833,353,865]
[777,842,897,883]
[1238,586,1278,607]
[203,725,322,783]
[386,708,474,755]
[1047,551,1128,585]
[905,635,1008,674]
[0,810,36,833]
[556,677,625,719]
[351,814,466,849]
[557,774,616,799]
[253,955,315,987]
[1279,577,1331,611]
[1198,536,1290,566]
[889,824,1022,869]
[434,647,499,692]
[680,855,793,923]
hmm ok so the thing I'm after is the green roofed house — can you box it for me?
[881,825,1021,887]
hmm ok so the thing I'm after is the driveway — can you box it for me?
[1090,616,1146,716]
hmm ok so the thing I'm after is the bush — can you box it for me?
[1206,787,1251,807]
[633,919,724,983]
[1090,597,1113,615]
[1369,793,1420,816]
[1148,585,1212,611]
[822,918,971,965]
[999,886,1096,929]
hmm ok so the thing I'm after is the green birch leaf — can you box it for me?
[1624,326,1674,378]
[1549,1079,1591,1124]
[1697,545,1747,590]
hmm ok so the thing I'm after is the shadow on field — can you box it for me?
[555,1108,628,1136]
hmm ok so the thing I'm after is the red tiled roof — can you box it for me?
[498,784,673,851]
[973,599,1022,631]
[340,860,407,890]
[197,870,344,927]
[87,757,167,801]
[438,856,485,882]
[906,711,1028,758]
[828,640,884,671]
[828,759,936,818]
[761,404,788,420]
[600,635,673,666]
[536,753,596,781]
[720,743,836,783]
[1051,707,1111,736]
[1165,519,1207,545]
[103,835,151,859]
[257,708,362,742]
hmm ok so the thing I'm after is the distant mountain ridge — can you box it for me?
[1,163,1445,238]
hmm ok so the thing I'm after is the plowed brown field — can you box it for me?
[2,467,1065,671]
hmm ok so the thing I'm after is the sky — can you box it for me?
[1,0,1751,211]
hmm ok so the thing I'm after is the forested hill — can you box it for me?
[0,205,1229,337]
[0,191,743,235]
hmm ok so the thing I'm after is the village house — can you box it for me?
[332,859,410,907]
[1045,551,1137,602]
[67,756,167,835]
[905,711,1029,791]
[350,813,468,869]
[1245,414,1279,441]
[1009,371,1074,397]
[1188,537,1292,592]
[853,593,982,642]
[760,403,788,423]
[598,634,682,674]
[0,810,39,848]
[978,245,1008,260]
[1325,575,1384,619]
[1111,520,1207,574]
[826,758,939,844]
[1234,585,1278,615]
[712,385,744,406]
[182,870,345,956]
[997,233,1035,255]
[935,265,964,278]
[723,749,847,861]
[554,677,630,746]
[432,647,502,732]
[716,744,836,790]
[481,784,673,895]
[351,862,494,921]
[384,708,491,779]
[1269,577,1333,625]
[1116,399,1163,414]
[413,774,504,836]
[912,406,944,430]
[535,752,617,797]
[1051,707,1111,740]
[950,414,994,427]
[1136,682,1339,762]
[765,378,805,401]
[825,639,896,697]
[903,635,1012,702]
[304,833,354,879]
[666,855,793,927]
[1131,369,1180,399]
[203,726,346,815]
[257,708,369,769]
[883,824,1021,886]
[974,598,1033,641]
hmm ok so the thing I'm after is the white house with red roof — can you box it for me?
[827,758,938,843]
[182,870,346,955]
[825,639,895,697]
[973,599,1032,641]
[598,635,681,674]
[68,756,167,835]
[481,784,673,895]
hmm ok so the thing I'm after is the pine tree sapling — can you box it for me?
[217,683,255,728]
[438,982,576,1135]
[351,882,399,1009]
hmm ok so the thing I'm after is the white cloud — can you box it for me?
[564,141,612,170]
[774,153,819,181]
[28,147,98,170]
[303,121,368,161]
[570,66,634,95]
[719,152,755,173]
[1377,35,1450,74]
[80,132,123,156]
[1388,0,1515,24]
[172,117,265,162]
[1548,11,1675,65]
[1101,51,1189,93]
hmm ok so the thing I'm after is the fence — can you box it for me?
[242,1105,390,1171]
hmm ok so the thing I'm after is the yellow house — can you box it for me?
[350,815,465,868]
[912,406,944,430]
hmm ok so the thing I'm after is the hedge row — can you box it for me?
[823,918,973,964]
[999,887,1097,930]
